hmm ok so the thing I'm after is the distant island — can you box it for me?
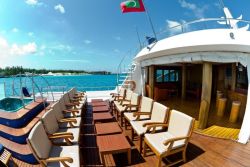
[0,66,111,77]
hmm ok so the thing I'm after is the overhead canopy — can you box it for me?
[139,51,250,67]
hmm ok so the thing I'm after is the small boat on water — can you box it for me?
[1,4,250,167]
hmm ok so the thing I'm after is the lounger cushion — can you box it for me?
[42,109,59,134]
[28,122,52,159]
[42,109,80,144]
[140,97,153,113]
[124,112,150,121]
[145,132,185,155]
[52,102,64,120]
[115,104,126,112]
[125,89,133,101]
[48,145,79,167]
[130,93,139,105]
[168,110,193,142]
[151,102,168,122]
[130,120,156,136]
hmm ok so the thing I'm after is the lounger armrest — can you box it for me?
[133,112,150,116]
[144,123,169,133]
[65,103,77,108]
[110,93,118,97]
[49,134,74,145]
[114,96,123,101]
[71,98,80,102]
[133,112,151,120]
[164,136,189,149]
[63,109,79,117]
[51,132,74,136]
[122,104,137,107]
[59,118,77,127]
[123,104,139,112]
[44,157,73,165]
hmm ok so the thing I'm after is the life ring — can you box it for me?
[124,80,136,91]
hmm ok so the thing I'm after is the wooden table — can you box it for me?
[93,113,113,123]
[97,134,131,166]
[92,101,109,107]
[95,122,122,135]
[92,106,110,113]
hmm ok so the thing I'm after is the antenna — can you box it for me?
[219,0,225,8]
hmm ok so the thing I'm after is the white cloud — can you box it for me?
[166,20,188,35]
[55,59,89,63]
[0,36,37,58]
[54,4,65,14]
[28,32,34,37]
[40,45,46,50]
[12,28,19,33]
[114,36,121,41]
[25,0,38,5]
[113,49,120,53]
[178,0,208,18]
[84,40,92,44]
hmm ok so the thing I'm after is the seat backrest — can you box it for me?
[27,121,52,159]
[120,88,126,98]
[41,109,59,134]
[140,96,153,113]
[125,89,133,101]
[59,97,67,110]
[72,87,77,94]
[68,88,75,99]
[63,93,70,104]
[131,92,139,105]
[150,102,169,122]
[51,101,64,121]
[168,110,194,138]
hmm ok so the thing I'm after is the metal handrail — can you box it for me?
[77,86,116,91]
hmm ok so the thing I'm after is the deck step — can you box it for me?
[194,124,240,140]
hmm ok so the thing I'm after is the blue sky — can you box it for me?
[0,0,249,72]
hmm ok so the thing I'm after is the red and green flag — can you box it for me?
[120,0,145,13]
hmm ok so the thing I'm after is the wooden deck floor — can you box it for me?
[160,97,242,129]
[80,104,250,167]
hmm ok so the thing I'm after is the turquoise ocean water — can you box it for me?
[0,75,119,97]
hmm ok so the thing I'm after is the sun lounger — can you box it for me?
[124,96,153,129]
[27,121,80,167]
[59,97,83,117]
[143,110,195,167]
[51,101,81,128]
[63,93,84,111]
[113,89,133,117]
[116,92,140,127]
[130,102,169,153]
[41,109,80,145]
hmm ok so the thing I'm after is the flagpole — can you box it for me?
[135,26,142,49]
[142,0,157,41]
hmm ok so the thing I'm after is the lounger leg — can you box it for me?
[157,157,162,167]
[131,128,134,140]
[182,149,187,163]
[143,140,147,157]
[127,148,131,165]
[124,118,127,130]
[121,112,124,127]
[139,135,143,154]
